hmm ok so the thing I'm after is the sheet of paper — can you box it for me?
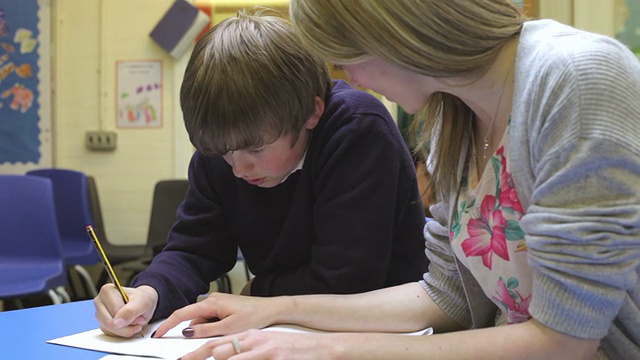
[48,320,432,360]
[49,320,209,359]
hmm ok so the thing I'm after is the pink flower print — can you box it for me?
[499,185,524,214]
[497,147,524,215]
[461,196,509,269]
[492,277,532,324]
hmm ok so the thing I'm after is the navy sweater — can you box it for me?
[133,81,428,320]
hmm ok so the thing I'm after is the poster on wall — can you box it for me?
[116,59,163,128]
[0,0,51,172]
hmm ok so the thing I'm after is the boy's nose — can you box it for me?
[230,155,253,178]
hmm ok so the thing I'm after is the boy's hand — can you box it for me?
[94,284,158,338]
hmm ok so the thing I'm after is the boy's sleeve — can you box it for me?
[132,152,238,320]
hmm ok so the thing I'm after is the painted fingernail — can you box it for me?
[182,327,195,337]
[151,330,157,338]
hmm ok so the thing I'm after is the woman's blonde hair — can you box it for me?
[290,0,527,200]
[181,7,332,155]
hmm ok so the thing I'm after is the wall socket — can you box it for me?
[85,131,117,151]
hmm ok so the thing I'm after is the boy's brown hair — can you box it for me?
[180,7,333,155]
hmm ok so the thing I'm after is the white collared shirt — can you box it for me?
[280,150,306,184]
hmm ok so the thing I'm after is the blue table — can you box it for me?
[0,300,108,359]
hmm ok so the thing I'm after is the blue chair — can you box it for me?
[26,168,100,299]
[0,175,71,307]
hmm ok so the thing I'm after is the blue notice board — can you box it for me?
[0,0,51,171]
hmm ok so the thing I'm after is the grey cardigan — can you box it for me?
[421,19,640,359]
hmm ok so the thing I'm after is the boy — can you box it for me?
[94,8,428,337]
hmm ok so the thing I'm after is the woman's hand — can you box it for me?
[94,284,158,337]
[177,320,602,360]
[152,292,288,339]
[178,330,338,360]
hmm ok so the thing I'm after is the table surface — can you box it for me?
[0,300,108,359]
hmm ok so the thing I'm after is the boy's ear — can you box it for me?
[304,96,325,130]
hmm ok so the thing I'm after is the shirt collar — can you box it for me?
[280,150,306,184]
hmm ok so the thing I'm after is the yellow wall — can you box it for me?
[52,0,286,246]
[540,0,617,36]
[53,0,179,245]
[49,0,616,247]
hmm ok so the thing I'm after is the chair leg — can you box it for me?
[243,261,251,282]
[96,269,109,289]
[55,286,72,303]
[216,274,232,294]
[73,265,98,298]
[47,289,63,304]
[10,298,25,309]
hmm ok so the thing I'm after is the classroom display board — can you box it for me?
[116,59,163,129]
[0,0,51,173]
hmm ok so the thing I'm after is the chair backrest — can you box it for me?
[147,179,190,255]
[86,175,108,244]
[0,175,65,265]
[26,168,100,264]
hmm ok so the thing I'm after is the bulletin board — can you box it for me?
[0,0,51,173]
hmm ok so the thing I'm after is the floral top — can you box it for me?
[450,122,531,325]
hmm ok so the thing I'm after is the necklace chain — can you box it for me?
[481,63,514,160]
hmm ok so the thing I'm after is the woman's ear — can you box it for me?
[304,96,325,130]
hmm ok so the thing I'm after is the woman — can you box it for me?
[154,1,640,359]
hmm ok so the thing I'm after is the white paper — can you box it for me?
[48,320,432,360]
[49,320,208,359]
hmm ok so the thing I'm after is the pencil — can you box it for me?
[86,225,129,303]
[87,225,145,338]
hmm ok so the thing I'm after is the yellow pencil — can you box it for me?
[86,225,129,303]
[87,225,144,338]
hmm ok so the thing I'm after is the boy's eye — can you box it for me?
[248,148,264,154]
[331,63,344,71]
[224,146,238,155]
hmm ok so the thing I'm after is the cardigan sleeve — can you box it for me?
[514,26,640,341]
[420,201,474,328]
